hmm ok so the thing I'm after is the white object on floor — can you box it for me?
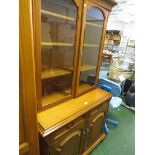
[110,97,122,108]
[119,74,125,82]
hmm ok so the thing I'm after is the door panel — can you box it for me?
[84,112,105,149]
[50,130,82,155]
[76,1,108,96]
[40,0,78,107]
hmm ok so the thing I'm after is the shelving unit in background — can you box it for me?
[104,30,121,53]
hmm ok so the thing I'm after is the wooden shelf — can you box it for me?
[41,10,102,28]
[78,83,92,94]
[41,68,71,79]
[41,42,74,47]
[86,22,102,28]
[63,64,96,72]
[39,42,98,49]
[84,44,99,47]
[80,64,96,71]
[41,10,75,21]
[42,89,71,106]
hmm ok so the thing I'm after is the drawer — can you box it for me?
[44,116,84,144]
[86,102,108,119]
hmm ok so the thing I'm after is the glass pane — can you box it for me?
[78,7,104,94]
[41,0,77,106]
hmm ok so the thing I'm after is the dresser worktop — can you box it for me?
[38,88,112,137]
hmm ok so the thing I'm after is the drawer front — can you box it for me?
[86,101,108,119]
[45,116,84,144]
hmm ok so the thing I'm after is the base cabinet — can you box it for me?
[40,102,108,155]
[83,112,106,151]
[49,130,82,155]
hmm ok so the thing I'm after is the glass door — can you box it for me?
[40,0,78,107]
[77,3,105,95]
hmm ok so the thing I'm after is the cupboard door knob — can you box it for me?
[87,128,90,132]
[90,123,94,127]
[56,147,61,152]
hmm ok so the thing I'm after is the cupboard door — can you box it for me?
[53,130,82,155]
[85,112,105,149]
[76,1,109,96]
[38,0,80,109]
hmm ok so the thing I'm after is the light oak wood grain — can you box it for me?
[42,88,71,106]
[38,88,112,137]
[41,42,74,46]
[41,68,71,79]
[78,83,92,94]
[84,44,99,47]
[20,0,39,154]
[64,64,96,72]
[19,143,29,155]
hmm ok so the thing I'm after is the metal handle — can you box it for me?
[90,123,94,127]
[56,147,61,152]
[87,128,90,133]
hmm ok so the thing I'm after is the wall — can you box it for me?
[122,21,135,40]
[107,20,135,40]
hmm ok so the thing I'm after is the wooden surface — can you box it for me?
[19,143,29,155]
[19,0,39,154]
[38,88,112,137]
[82,134,106,155]
[41,68,71,79]
[42,89,71,106]
[64,64,96,72]
[78,83,92,94]
[41,42,74,46]
[109,34,121,41]
[90,0,117,11]
[84,44,99,47]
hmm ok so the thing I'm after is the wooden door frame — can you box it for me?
[19,0,39,154]
[75,0,109,97]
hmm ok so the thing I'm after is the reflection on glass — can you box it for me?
[41,0,77,106]
[78,7,104,94]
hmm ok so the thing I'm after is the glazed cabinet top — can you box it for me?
[37,88,112,137]
[33,0,117,111]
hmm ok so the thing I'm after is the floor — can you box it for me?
[91,105,135,155]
